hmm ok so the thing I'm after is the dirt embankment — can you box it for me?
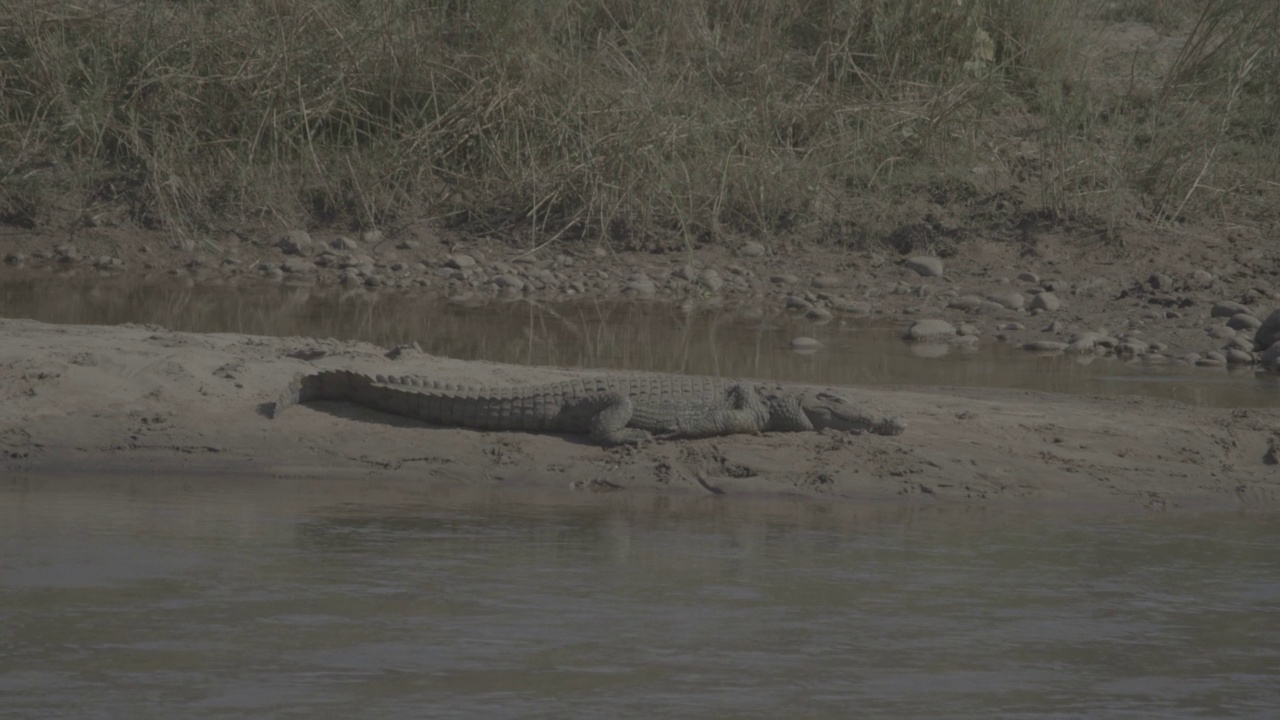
[2,317,1277,510]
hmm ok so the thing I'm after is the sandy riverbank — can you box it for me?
[2,317,1276,510]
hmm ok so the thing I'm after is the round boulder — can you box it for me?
[905,256,944,278]
[903,319,957,342]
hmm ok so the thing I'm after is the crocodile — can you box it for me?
[269,370,906,446]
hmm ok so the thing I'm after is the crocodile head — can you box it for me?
[764,386,907,436]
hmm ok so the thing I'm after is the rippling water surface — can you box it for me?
[3,476,1278,718]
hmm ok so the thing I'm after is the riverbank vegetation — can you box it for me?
[1,0,1276,248]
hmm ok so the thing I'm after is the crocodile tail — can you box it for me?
[265,373,306,418]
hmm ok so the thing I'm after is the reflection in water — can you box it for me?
[2,476,1278,718]
[2,276,1277,407]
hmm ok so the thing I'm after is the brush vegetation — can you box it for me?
[1,0,1276,248]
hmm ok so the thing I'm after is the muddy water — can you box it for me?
[1,278,1277,407]
[2,476,1278,718]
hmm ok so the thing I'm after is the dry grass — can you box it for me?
[0,0,1276,249]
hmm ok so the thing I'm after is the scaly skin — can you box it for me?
[270,370,906,446]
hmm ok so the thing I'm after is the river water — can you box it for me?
[2,277,1278,407]
[2,477,1278,718]
[3,278,1279,717]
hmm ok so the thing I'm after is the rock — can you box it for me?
[790,337,823,352]
[805,307,833,323]
[623,279,656,296]
[4,252,25,264]
[331,236,359,251]
[1212,301,1250,318]
[445,253,476,269]
[1253,309,1280,349]
[904,319,956,342]
[1225,348,1255,365]
[1044,320,1066,333]
[1195,356,1226,368]
[1029,293,1061,312]
[740,241,766,257]
[829,298,871,315]
[1148,273,1173,290]
[1227,313,1261,330]
[1023,340,1068,352]
[697,270,724,292]
[1116,339,1149,358]
[770,273,799,285]
[957,323,980,337]
[1205,350,1227,363]
[1206,325,1237,340]
[811,274,844,289]
[785,295,813,311]
[999,322,1026,331]
[1261,343,1280,371]
[989,293,1026,310]
[905,256,944,278]
[361,229,385,244]
[93,256,123,270]
[1017,271,1040,283]
[276,230,311,255]
[947,295,983,312]
[672,264,698,281]
[281,258,314,274]
[1191,269,1215,287]
[493,274,524,291]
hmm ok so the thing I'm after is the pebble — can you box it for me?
[276,230,311,255]
[672,264,698,281]
[999,322,1026,331]
[445,253,476,269]
[989,292,1026,310]
[905,256,944,278]
[805,307,833,323]
[698,270,724,292]
[1211,301,1249,318]
[1225,348,1255,365]
[623,279,656,296]
[1195,357,1226,368]
[1253,309,1280,349]
[281,258,314,274]
[829,298,871,315]
[770,273,799,285]
[785,295,813,311]
[1227,313,1261,330]
[740,241,766,257]
[1029,292,1061,312]
[1148,273,1174,290]
[947,295,983,312]
[493,274,524,290]
[789,336,823,351]
[331,236,359,251]
[361,229,385,244]
[957,323,980,337]
[811,274,844,289]
[1191,269,1215,287]
[1044,320,1066,333]
[903,319,956,342]
[1017,271,1040,283]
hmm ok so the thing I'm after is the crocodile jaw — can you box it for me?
[800,390,907,436]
